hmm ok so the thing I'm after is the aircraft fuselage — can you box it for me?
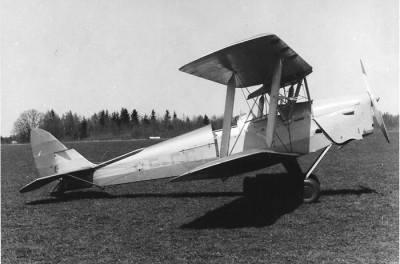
[90,93,374,188]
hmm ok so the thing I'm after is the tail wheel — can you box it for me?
[303,177,320,203]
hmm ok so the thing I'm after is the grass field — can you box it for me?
[2,132,398,263]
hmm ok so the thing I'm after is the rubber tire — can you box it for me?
[307,173,320,185]
[303,178,320,203]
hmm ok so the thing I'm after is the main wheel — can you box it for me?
[307,173,320,184]
[303,177,320,203]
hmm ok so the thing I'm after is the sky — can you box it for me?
[1,0,398,136]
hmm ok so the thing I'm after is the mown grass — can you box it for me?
[2,132,398,263]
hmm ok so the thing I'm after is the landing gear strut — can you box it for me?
[301,144,332,203]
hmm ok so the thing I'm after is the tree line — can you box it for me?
[2,109,399,144]
[5,108,224,143]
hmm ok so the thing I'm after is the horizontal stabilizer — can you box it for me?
[20,174,63,193]
[171,149,299,182]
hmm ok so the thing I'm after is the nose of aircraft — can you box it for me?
[360,60,390,143]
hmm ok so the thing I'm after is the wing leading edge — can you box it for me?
[171,149,300,182]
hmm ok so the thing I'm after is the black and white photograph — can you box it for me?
[1,0,398,263]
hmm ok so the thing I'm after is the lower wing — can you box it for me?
[171,149,300,182]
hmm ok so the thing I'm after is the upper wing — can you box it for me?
[170,149,299,182]
[179,34,312,89]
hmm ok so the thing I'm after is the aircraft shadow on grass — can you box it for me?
[26,191,243,205]
[180,182,381,229]
[180,185,380,229]
[26,174,379,229]
[181,174,305,229]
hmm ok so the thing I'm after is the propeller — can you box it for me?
[360,60,390,143]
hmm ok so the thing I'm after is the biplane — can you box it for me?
[20,34,389,203]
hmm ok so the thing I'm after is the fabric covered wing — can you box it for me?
[179,34,312,89]
[170,149,299,182]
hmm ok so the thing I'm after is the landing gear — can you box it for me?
[50,179,66,197]
[303,175,320,203]
[307,173,320,184]
[243,173,322,203]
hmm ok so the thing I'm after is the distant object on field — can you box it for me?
[20,33,389,205]
[149,136,161,140]
[12,141,17,144]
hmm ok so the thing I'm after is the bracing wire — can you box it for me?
[274,128,289,152]
[229,100,256,155]
[240,88,252,111]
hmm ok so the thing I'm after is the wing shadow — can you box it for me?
[180,196,301,229]
[181,174,304,229]
[181,183,379,229]
[26,191,243,205]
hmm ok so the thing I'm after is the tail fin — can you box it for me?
[31,129,95,177]
[20,129,95,193]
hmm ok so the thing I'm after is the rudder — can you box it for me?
[31,129,94,177]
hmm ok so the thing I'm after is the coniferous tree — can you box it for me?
[111,111,121,127]
[203,114,210,125]
[142,114,150,127]
[162,110,172,136]
[120,107,130,126]
[172,111,179,131]
[99,110,106,127]
[163,110,171,123]
[79,117,88,139]
[150,109,157,124]
[41,109,62,139]
[131,109,139,126]
[62,111,80,139]
[88,113,99,137]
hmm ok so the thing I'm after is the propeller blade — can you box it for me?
[360,60,390,143]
